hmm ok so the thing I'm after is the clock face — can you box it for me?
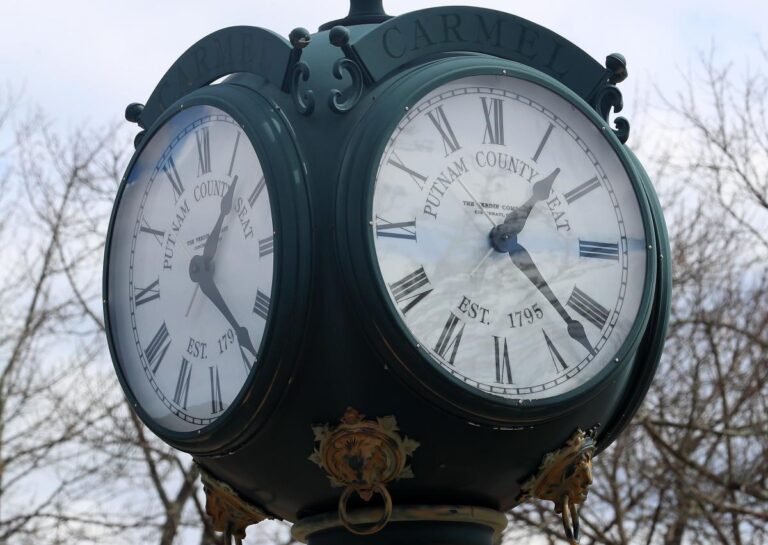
[106,105,275,432]
[371,74,649,401]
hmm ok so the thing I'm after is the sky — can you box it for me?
[1,0,766,129]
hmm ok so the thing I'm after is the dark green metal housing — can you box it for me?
[104,3,671,526]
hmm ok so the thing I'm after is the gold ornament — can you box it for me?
[199,465,271,544]
[309,407,419,535]
[519,428,597,545]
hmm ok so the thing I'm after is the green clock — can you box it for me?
[338,58,656,423]
[104,83,311,450]
[103,7,672,539]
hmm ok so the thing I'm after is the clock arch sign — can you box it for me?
[103,2,670,544]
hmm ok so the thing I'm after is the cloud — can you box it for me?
[1,0,764,126]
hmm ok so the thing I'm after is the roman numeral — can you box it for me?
[240,348,255,373]
[228,132,241,177]
[134,279,160,306]
[532,122,555,162]
[145,322,171,374]
[140,218,164,246]
[173,358,192,409]
[248,176,266,207]
[427,105,461,157]
[543,330,569,372]
[209,366,224,414]
[434,313,465,365]
[259,235,274,257]
[567,287,610,330]
[375,216,417,241]
[387,152,428,191]
[579,240,619,261]
[389,266,433,315]
[253,289,270,320]
[493,336,513,384]
[481,97,505,145]
[563,176,600,204]
[196,127,211,175]
[162,157,184,201]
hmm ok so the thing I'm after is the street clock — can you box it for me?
[338,61,656,425]
[105,87,311,449]
[104,2,670,544]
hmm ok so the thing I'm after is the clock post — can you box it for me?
[106,1,671,544]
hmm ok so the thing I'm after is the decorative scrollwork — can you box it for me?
[590,52,630,144]
[592,85,630,144]
[291,61,315,116]
[613,117,630,144]
[593,85,623,123]
[519,428,598,545]
[329,58,365,114]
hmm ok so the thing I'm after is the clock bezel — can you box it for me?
[103,83,311,454]
[336,57,659,426]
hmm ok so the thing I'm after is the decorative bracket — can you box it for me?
[285,28,315,116]
[309,407,419,535]
[328,26,366,114]
[518,428,598,545]
[199,465,272,545]
[591,53,630,144]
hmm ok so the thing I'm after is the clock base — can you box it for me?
[292,505,507,545]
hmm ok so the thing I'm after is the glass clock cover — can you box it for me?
[106,105,275,432]
[371,74,648,401]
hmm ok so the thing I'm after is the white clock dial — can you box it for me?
[107,105,275,432]
[372,75,648,400]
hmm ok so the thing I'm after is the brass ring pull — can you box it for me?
[560,494,580,545]
[338,484,393,535]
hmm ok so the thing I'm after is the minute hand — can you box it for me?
[191,259,257,358]
[508,241,595,355]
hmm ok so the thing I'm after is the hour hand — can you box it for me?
[203,175,238,261]
[490,168,560,253]
[502,167,560,235]
[508,241,595,355]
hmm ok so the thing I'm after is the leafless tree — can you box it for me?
[3,43,767,545]
[507,47,768,545]
[0,93,295,544]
